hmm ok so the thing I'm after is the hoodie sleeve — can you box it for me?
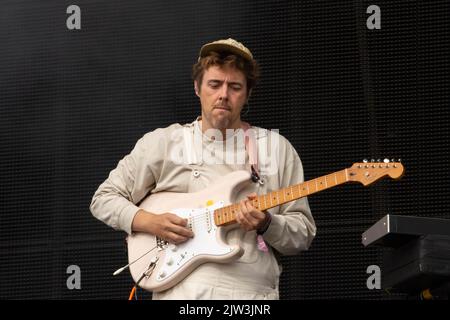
[262,141,317,255]
[89,132,160,235]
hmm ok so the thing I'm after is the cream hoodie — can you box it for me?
[90,117,316,299]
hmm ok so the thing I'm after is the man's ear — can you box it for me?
[194,81,200,97]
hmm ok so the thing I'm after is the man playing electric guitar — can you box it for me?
[90,38,317,299]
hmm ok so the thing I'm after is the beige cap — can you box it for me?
[198,38,254,62]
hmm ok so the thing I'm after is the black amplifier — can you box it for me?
[362,215,450,296]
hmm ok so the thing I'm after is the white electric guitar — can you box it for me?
[125,160,404,292]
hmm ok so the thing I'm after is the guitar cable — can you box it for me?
[114,243,158,300]
[114,244,158,276]
[128,286,137,300]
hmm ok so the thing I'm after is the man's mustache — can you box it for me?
[213,103,231,110]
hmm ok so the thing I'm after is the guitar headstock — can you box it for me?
[348,159,404,186]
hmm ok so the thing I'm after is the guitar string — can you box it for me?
[185,194,289,225]
[184,195,282,225]
[177,167,386,226]
[173,178,318,225]
[175,184,314,225]
[170,179,324,225]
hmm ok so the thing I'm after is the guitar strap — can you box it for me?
[242,122,270,252]
[241,121,264,185]
[241,121,269,252]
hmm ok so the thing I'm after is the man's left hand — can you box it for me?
[236,192,269,232]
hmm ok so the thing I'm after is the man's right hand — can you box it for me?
[131,209,194,244]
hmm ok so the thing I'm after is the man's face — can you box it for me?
[195,65,248,132]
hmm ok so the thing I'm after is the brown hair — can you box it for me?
[192,51,260,96]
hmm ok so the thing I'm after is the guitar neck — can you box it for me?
[214,169,349,226]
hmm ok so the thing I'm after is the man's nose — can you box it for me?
[218,84,229,100]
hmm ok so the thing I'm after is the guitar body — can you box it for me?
[127,170,252,292]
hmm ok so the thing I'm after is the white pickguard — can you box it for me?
[156,202,232,281]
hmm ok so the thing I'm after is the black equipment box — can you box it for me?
[362,215,450,295]
[382,234,450,293]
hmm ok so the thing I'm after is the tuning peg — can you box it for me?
[371,159,375,162]
[398,158,401,163]
[383,158,389,163]
[377,159,381,163]
[363,159,368,163]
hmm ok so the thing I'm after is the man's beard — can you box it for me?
[212,114,231,130]
[203,103,242,131]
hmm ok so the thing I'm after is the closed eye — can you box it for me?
[208,80,221,89]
